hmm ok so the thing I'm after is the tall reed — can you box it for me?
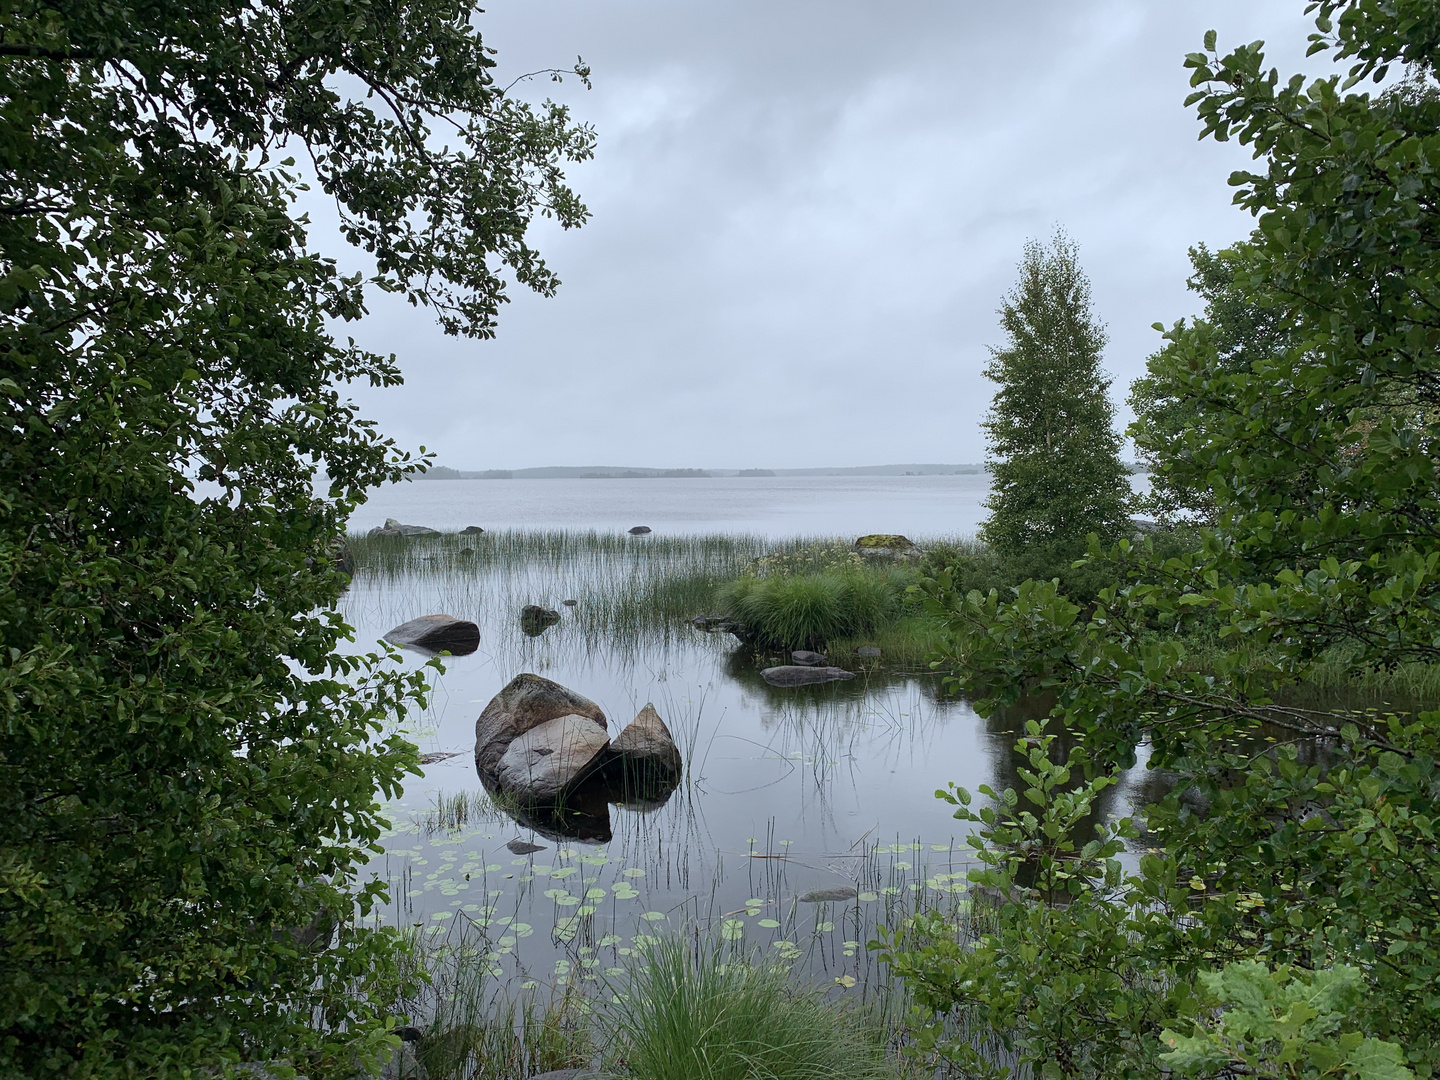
[606,935,893,1080]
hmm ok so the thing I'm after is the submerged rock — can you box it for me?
[612,703,683,782]
[474,673,608,775]
[562,598,578,607]
[853,533,923,560]
[627,525,652,535]
[494,715,613,802]
[761,665,856,687]
[369,517,440,538]
[506,838,546,855]
[519,604,562,636]
[798,886,859,903]
[692,614,750,640]
[383,614,480,655]
[790,650,828,666]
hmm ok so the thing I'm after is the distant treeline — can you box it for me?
[417,463,1034,479]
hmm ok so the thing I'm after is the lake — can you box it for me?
[343,477,1148,1000]
[350,473,994,538]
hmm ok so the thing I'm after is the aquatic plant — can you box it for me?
[607,935,892,1080]
[718,568,915,650]
[396,926,596,1080]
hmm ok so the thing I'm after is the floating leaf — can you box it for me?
[623,868,646,878]
[720,919,745,940]
[758,919,781,928]
[835,975,857,988]
[513,923,534,937]
[641,911,667,923]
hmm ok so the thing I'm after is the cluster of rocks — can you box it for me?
[381,603,573,654]
[475,673,683,810]
[368,518,440,538]
[366,519,483,538]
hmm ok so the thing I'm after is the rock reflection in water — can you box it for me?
[477,760,680,844]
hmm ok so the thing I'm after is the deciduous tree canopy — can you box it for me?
[0,1,592,1075]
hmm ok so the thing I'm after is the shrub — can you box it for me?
[608,936,888,1080]
[718,568,912,649]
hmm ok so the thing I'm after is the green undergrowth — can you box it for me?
[397,928,595,1080]
[607,936,898,1080]
[395,929,917,1080]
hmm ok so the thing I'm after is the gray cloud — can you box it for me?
[337,0,1322,469]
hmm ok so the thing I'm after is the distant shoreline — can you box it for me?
[421,463,989,480]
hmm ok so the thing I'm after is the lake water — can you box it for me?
[350,474,994,538]
[344,478,1148,1000]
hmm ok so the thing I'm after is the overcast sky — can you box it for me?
[335,1,1323,470]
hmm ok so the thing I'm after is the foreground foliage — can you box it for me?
[888,4,1440,1078]
[608,937,891,1080]
[0,0,591,1074]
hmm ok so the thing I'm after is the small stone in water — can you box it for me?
[562,599,578,606]
[798,886,859,903]
[506,838,546,855]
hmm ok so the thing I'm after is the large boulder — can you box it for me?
[611,703,682,782]
[853,534,923,560]
[519,604,561,636]
[383,614,480,655]
[493,715,613,803]
[368,517,440,538]
[761,665,856,687]
[475,674,607,775]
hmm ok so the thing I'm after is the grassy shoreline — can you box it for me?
[345,528,1440,701]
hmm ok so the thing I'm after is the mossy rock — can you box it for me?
[853,534,923,560]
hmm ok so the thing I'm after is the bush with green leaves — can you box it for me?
[1161,962,1413,1080]
[891,5,1440,1078]
[0,0,591,1074]
[875,721,1190,1080]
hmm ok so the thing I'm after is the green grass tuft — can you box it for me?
[718,568,915,650]
[607,936,892,1080]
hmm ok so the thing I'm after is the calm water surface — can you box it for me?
[351,474,993,538]
[344,482,1148,997]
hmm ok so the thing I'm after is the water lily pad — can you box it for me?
[720,919,745,940]
[758,918,781,928]
[858,892,879,902]
[641,911,667,923]
[622,868,646,878]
